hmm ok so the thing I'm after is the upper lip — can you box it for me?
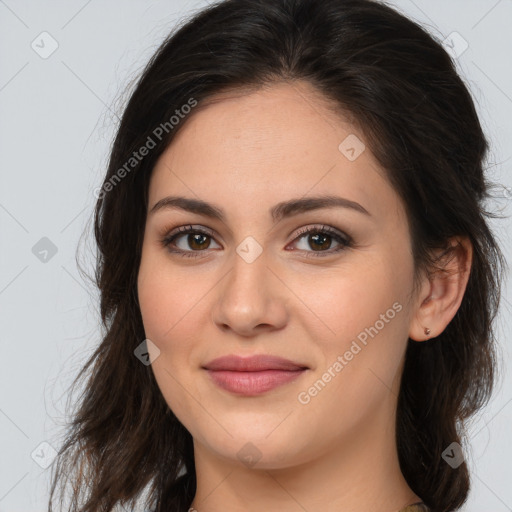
[203,354,308,372]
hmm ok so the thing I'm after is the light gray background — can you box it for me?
[1,1,511,511]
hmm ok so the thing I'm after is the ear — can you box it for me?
[409,236,473,342]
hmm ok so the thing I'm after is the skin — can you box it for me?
[137,81,472,512]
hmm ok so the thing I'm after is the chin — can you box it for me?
[193,425,313,471]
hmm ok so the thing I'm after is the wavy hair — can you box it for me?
[48,0,507,511]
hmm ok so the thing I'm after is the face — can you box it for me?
[137,81,420,469]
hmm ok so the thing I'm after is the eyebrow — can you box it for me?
[149,194,371,223]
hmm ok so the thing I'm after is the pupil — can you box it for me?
[311,233,330,250]
[190,233,210,250]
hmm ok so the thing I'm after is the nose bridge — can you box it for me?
[223,242,270,306]
[223,229,269,288]
[211,239,287,334]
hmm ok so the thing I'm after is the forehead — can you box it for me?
[148,81,407,229]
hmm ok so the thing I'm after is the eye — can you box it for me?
[288,224,352,258]
[160,224,353,258]
[161,225,220,258]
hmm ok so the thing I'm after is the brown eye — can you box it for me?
[290,225,352,257]
[307,232,332,251]
[160,224,352,259]
[186,233,211,250]
[161,225,220,258]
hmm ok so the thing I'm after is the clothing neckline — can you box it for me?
[399,502,429,512]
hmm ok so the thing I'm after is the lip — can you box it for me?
[203,354,308,372]
[202,355,309,396]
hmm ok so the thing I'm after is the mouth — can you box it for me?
[202,354,309,396]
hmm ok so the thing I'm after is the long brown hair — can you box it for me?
[48,1,507,511]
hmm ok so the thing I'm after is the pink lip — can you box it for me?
[202,355,308,396]
[203,354,308,371]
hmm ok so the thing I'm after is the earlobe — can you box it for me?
[408,283,435,342]
[408,236,473,342]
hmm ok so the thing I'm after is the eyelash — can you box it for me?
[159,224,353,259]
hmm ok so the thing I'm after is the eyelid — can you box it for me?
[160,223,349,243]
[165,224,216,238]
[160,223,352,257]
[291,224,351,244]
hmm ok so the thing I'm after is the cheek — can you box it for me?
[295,256,412,387]
[137,251,212,381]
[296,261,405,337]
[137,248,196,341]
[138,279,199,364]
[137,268,171,342]
[290,276,409,433]
[137,258,204,425]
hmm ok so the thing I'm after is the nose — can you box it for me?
[210,248,289,337]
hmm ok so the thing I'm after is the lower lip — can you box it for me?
[205,369,306,395]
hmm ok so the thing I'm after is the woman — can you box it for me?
[48,0,506,511]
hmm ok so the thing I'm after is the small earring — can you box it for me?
[424,327,431,336]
